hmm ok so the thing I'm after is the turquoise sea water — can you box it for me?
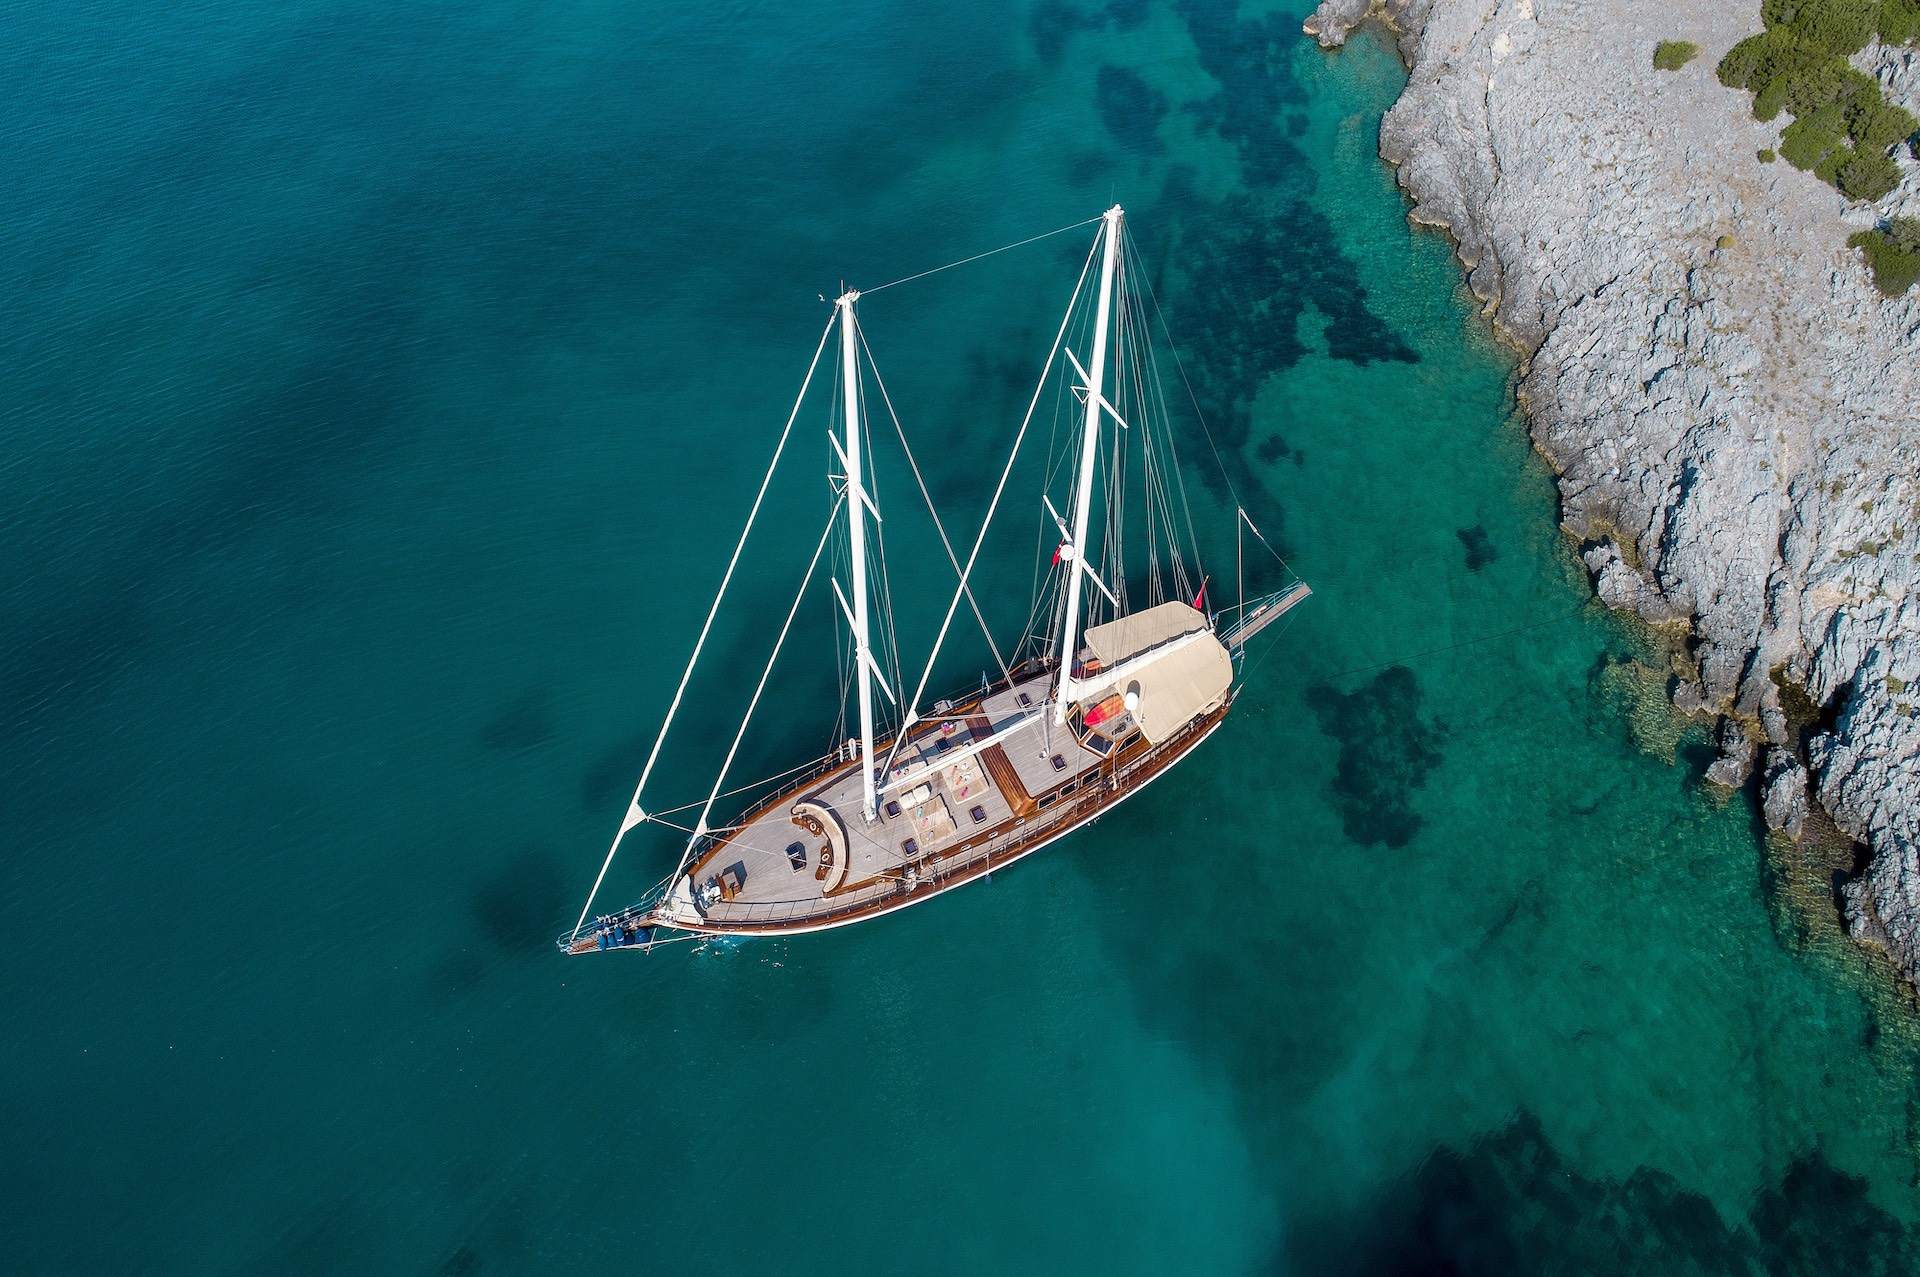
[7,2,1920,1271]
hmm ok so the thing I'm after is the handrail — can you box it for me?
[557,688,1229,947]
[653,699,1226,931]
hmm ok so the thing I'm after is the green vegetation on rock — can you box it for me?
[1654,40,1700,69]
[1849,216,1920,293]
[1880,0,1920,41]
[1840,145,1902,197]
[1719,0,1919,207]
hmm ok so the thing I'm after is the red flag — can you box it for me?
[1052,542,1066,566]
[1192,575,1208,611]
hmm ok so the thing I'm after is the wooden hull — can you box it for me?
[642,689,1233,940]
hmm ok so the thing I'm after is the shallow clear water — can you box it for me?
[5,2,1919,1272]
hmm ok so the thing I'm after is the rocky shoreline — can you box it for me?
[1307,0,1920,981]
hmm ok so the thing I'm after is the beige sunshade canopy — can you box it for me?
[1083,600,1206,663]
[1080,602,1233,744]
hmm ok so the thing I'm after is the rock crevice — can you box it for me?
[1309,0,1920,980]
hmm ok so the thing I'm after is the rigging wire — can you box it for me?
[1124,232,1200,603]
[1134,246,1297,585]
[641,750,842,821]
[570,310,838,943]
[1028,263,1101,666]
[859,215,1101,296]
[828,352,855,751]
[855,321,1013,685]
[676,496,846,886]
[585,212,1329,936]
[872,435,908,743]
[882,227,1102,774]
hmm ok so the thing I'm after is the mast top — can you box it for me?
[837,288,860,307]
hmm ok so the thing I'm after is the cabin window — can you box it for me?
[902,837,918,856]
[1014,817,1026,827]
[1037,793,1057,809]
[1085,733,1114,758]
[1050,754,1067,772]
[935,737,950,753]
[970,805,987,825]
[884,799,901,819]
[1061,780,1078,797]
[1017,692,1032,707]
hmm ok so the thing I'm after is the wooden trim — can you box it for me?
[668,698,1232,936]
[978,742,1037,816]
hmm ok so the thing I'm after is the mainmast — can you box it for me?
[1053,205,1124,724]
[838,290,880,822]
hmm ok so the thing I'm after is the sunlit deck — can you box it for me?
[640,650,1232,937]
[672,676,1050,929]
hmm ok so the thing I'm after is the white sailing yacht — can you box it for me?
[563,206,1308,951]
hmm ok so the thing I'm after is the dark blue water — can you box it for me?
[6,3,1920,1272]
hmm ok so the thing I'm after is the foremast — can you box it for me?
[1053,205,1124,724]
[837,290,882,823]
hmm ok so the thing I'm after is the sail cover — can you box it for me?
[1081,602,1232,744]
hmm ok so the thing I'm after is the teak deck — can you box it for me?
[617,667,1232,939]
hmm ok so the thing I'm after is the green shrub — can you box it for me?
[1885,0,1920,42]
[1655,40,1699,69]
[1722,2,1919,204]
[1815,142,1855,183]
[1793,0,1881,54]
[1759,146,1779,161]
[1805,101,1849,134]
[1851,222,1920,294]
[1754,0,1919,56]
[1755,74,1792,118]
[1838,147,1901,198]
[1719,29,1811,89]
[1780,113,1844,168]
[1780,57,1875,117]
[1849,96,1920,149]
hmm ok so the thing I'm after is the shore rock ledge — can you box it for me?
[1308,0,1920,979]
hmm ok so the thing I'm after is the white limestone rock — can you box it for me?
[1856,41,1920,220]
[1305,0,1435,57]
[1762,747,1811,841]
[1357,0,1920,979]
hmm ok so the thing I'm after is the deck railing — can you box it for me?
[558,679,1227,945]
[676,699,1227,931]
